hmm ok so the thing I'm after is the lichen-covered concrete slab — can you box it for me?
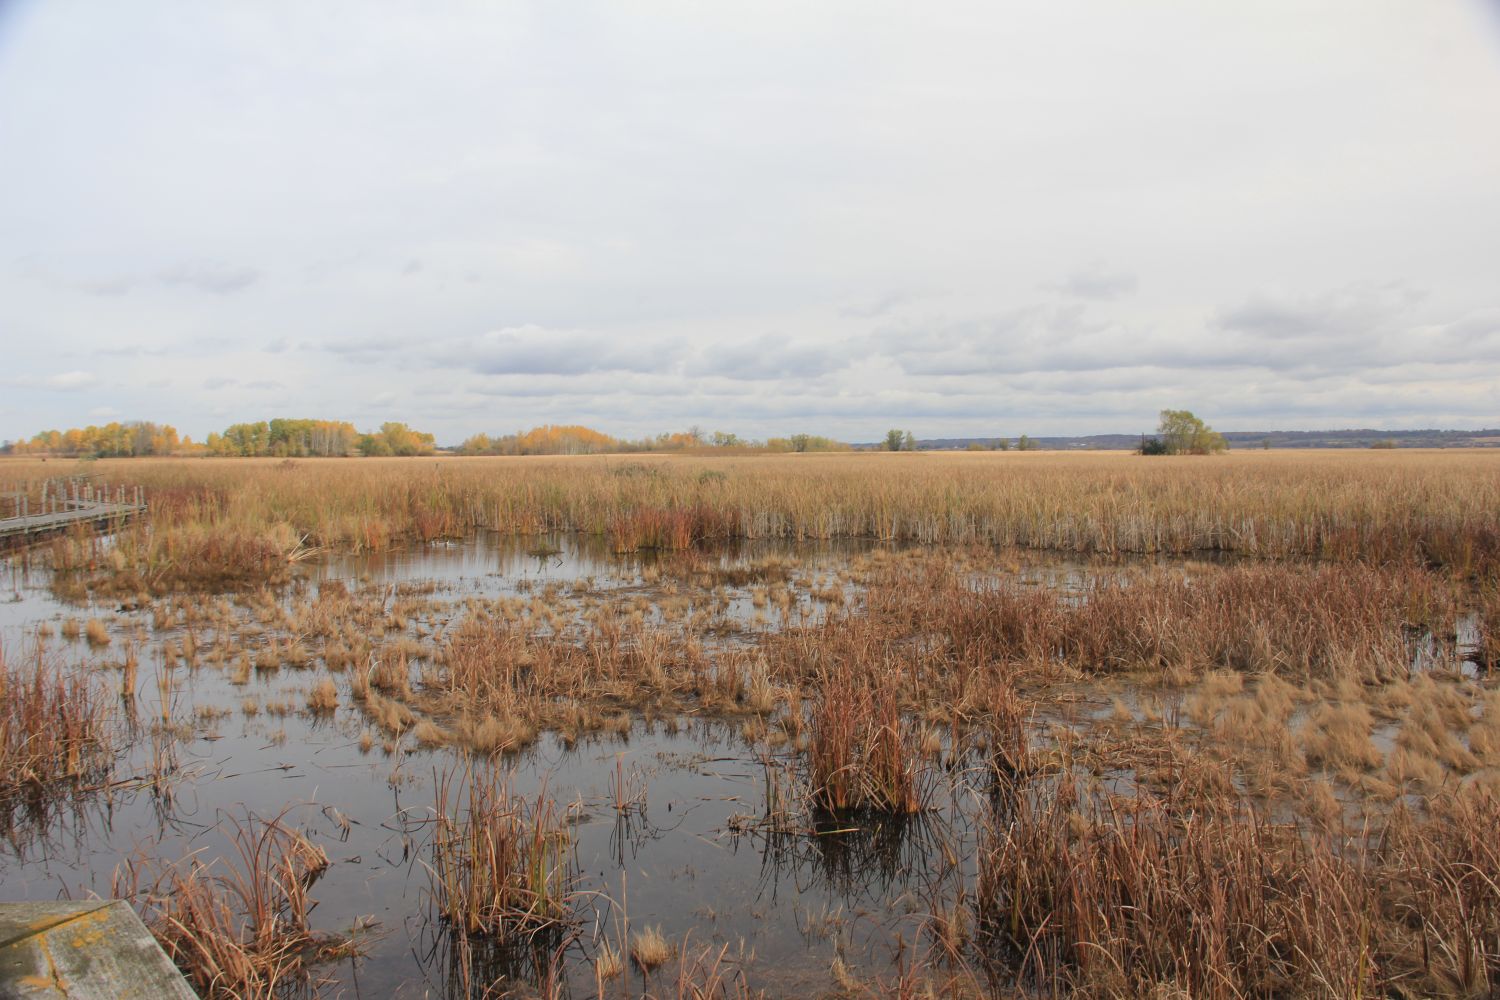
[0,901,196,999]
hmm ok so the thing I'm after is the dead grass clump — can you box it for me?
[117,811,349,998]
[84,618,110,647]
[428,766,577,939]
[0,644,113,801]
[1397,701,1478,774]
[412,718,453,747]
[1302,701,1382,772]
[363,693,414,736]
[1376,790,1500,996]
[984,681,1032,781]
[977,778,1374,998]
[458,714,536,756]
[1470,690,1500,766]
[306,679,338,714]
[369,647,415,699]
[630,924,674,971]
[1387,746,1446,789]
[806,660,929,815]
[1186,670,1243,726]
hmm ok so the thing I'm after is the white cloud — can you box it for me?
[5,370,100,391]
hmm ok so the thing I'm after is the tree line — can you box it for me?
[3,418,436,458]
[3,411,1230,459]
[456,425,849,456]
[1,419,849,458]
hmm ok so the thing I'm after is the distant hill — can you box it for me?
[878,428,1500,451]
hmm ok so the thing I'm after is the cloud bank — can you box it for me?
[1,2,1498,443]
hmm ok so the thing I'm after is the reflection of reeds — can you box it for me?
[429,766,577,940]
[419,916,573,1000]
[609,752,647,815]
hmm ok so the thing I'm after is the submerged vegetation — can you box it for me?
[1,450,1497,997]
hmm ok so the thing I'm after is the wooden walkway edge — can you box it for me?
[0,481,147,548]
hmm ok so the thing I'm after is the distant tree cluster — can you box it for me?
[456,424,849,456]
[204,418,361,457]
[884,429,917,451]
[1140,410,1227,455]
[974,435,1035,451]
[354,422,437,456]
[3,417,440,459]
[459,425,622,456]
[6,421,185,457]
[768,434,848,453]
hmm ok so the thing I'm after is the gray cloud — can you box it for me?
[840,292,914,319]
[97,344,168,357]
[684,336,850,380]
[157,261,260,295]
[1215,283,1424,341]
[452,325,677,376]
[77,276,134,297]
[1048,264,1138,301]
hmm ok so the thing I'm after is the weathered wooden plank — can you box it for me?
[0,900,196,999]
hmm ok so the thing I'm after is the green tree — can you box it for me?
[885,429,908,452]
[1156,409,1227,455]
[357,433,393,456]
[996,437,1011,451]
[1138,433,1168,455]
[1016,434,1036,451]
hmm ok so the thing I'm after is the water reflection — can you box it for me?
[415,918,578,1000]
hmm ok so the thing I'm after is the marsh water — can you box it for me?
[1,532,1486,998]
[0,533,997,998]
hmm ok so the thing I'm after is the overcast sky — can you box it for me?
[3,1,1499,444]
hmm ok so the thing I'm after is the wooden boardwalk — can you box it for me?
[0,480,147,546]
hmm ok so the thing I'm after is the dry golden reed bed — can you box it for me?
[9,449,1500,577]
